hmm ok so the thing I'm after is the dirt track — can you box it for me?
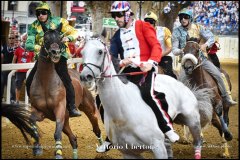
[1,63,239,159]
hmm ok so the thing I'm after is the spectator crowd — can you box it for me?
[191,1,239,35]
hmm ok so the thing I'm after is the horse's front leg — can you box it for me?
[62,116,78,159]
[54,104,66,159]
[81,91,103,145]
[30,107,44,156]
[214,100,233,141]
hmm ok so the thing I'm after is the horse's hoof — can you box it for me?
[195,154,201,159]
[55,155,63,159]
[73,149,78,159]
[200,137,206,144]
[33,148,43,156]
[222,153,230,158]
[224,131,233,141]
[96,141,111,153]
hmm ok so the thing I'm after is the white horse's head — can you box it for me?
[80,34,110,88]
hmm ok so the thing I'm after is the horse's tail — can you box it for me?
[179,71,214,129]
[180,79,214,130]
[193,87,215,129]
[1,103,40,144]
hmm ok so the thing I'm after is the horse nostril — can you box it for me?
[80,75,86,81]
[80,74,93,82]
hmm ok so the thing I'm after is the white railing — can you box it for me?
[218,36,239,60]
[1,58,82,104]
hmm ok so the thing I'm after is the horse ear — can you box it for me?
[101,27,107,39]
[57,23,63,32]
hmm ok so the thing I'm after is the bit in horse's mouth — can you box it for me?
[51,55,60,63]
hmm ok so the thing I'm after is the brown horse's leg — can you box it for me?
[81,88,102,143]
[30,107,44,156]
[212,109,231,157]
[53,105,65,159]
[211,112,223,136]
[223,103,230,126]
[212,100,233,141]
[62,117,78,159]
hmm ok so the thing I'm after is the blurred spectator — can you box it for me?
[1,33,16,103]
[12,33,35,104]
[191,1,239,35]
[75,36,85,72]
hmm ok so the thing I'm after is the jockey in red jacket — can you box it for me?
[110,1,179,143]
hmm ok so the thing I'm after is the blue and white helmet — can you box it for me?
[110,1,131,12]
[110,1,134,23]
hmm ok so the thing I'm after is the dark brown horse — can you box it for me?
[180,39,233,157]
[29,25,102,159]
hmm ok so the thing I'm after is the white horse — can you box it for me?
[80,36,207,159]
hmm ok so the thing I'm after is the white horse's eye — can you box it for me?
[98,50,103,55]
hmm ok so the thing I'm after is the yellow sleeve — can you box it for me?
[164,27,172,48]
[60,18,78,42]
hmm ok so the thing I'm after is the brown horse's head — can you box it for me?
[41,23,65,63]
[181,37,201,75]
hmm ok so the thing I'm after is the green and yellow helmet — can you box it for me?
[36,2,51,15]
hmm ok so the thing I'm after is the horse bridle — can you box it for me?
[182,41,204,71]
[40,30,65,60]
[82,38,111,80]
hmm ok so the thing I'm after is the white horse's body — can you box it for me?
[98,76,167,158]
[80,38,202,159]
[154,74,199,121]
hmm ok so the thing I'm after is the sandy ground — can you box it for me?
[1,63,239,159]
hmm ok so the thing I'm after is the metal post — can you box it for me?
[3,1,5,18]
[11,1,16,24]
[60,1,63,17]
[12,8,14,22]
[137,1,144,20]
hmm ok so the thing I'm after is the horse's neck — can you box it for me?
[98,62,120,87]
[190,65,205,87]
[97,62,138,117]
[36,58,58,79]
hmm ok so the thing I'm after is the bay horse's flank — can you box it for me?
[180,39,233,157]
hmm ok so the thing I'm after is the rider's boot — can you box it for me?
[221,73,237,106]
[221,79,237,106]
[56,57,82,117]
[155,92,180,143]
[67,104,81,117]
[214,72,237,106]
[223,95,237,106]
